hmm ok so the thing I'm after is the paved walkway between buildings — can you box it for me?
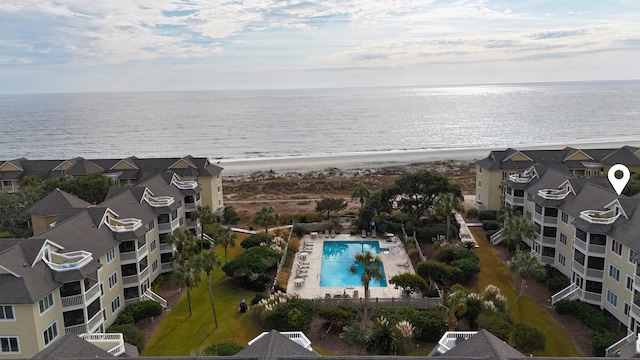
[455,212,479,247]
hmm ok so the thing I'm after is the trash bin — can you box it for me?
[239,299,247,313]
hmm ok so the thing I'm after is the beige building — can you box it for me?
[0,164,208,358]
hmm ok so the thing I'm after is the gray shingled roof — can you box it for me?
[233,330,319,360]
[31,334,113,360]
[65,158,105,176]
[436,329,525,359]
[27,188,91,216]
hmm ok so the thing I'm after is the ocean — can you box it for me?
[1,80,639,161]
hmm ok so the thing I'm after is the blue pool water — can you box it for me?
[320,241,388,287]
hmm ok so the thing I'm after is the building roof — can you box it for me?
[31,334,113,360]
[27,188,91,216]
[436,329,525,359]
[233,330,319,360]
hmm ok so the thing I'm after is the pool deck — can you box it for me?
[287,233,412,299]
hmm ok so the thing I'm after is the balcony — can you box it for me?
[508,174,533,183]
[540,255,555,265]
[120,243,148,262]
[161,262,173,272]
[159,243,174,252]
[504,193,524,206]
[586,268,604,278]
[540,235,556,245]
[122,267,149,285]
[79,334,125,356]
[434,331,478,355]
[124,296,142,307]
[61,281,102,308]
[572,260,585,275]
[158,217,180,232]
[105,217,143,233]
[582,290,602,304]
[87,311,104,333]
[43,251,93,272]
[538,188,570,200]
[172,178,199,190]
[185,202,197,211]
[65,323,87,335]
[580,209,620,225]
[573,237,605,254]
[145,194,175,207]
[0,181,19,193]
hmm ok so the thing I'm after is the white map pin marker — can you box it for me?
[608,164,630,195]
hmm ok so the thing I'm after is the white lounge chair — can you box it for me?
[296,272,308,278]
[330,229,336,238]
[361,230,366,238]
[324,230,330,238]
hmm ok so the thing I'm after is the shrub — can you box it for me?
[251,293,269,305]
[389,273,428,297]
[222,246,279,290]
[107,324,145,351]
[478,210,497,221]
[202,342,244,356]
[113,311,135,325]
[545,275,570,294]
[240,233,271,249]
[266,299,317,329]
[416,260,464,286]
[465,296,483,328]
[554,299,577,314]
[485,229,498,240]
[591,330,619,357]
[512,323,546,354]
[451,258,480,278]
[114,300,163,324]
[478,313,513,342]
[370,307,446,342]
[425,288,440,298]
[319,306,361,326]
[553,300,608,332]
[222,206,241,225]
[435,247,478,264]
[482,220,499,231]
[292,225,305,238]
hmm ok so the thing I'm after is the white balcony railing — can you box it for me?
[87,311,104,333]
[105,217,143,233]
[43,251,93,272]
[508,174,533,183]
[159,243,174,252]
[538,188,570,200]
[80,333,125,356]
[580,209,620,224]
[85,281,101,304]
[65,323,87,335]
[143,288,168,308]
[145,195,175,207]
[161,262,173,272]
[172,178,198,190]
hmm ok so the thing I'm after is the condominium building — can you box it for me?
[0,156,218,359]
[487,150,640,356]
[475,146,640,211]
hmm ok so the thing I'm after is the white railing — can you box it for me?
[551,283,579,305]
[508,174,532,183]
[106,217,143,232]
[249,331,313,351]
[85,281,101,303]
[490,229,503,245]
[580,209,620,224]
[574,237,587,252]
[171,178,198,190]
[583,291,602,303]
[143,288,168,308]
[137,243,148,258]
[572,260,585,275]
[533,212,542,223]
[541,255,555,265]
[43,251,93,272]
[140,267,149,280]
[185,202,197,211]
[87,311,103,332]
[122,274,140,285]
[161,262,173,272]
[541,235,556,245]
[203,232,215,245]
[436,331,477,353]
[538,188,569,200]
[80,333,125,356]
[505,193,524,205]
[586,268,604,278]
[61,294,83,308]
[65,323,87,335]
[605,333,635,357]
[145,195,175,207]
[124,297,141,307]
[120,251,136,261]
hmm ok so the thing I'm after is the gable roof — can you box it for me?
[65,158,105,176]
[437,329,525,359]
[27,188,91,216]
[31,334,113,360]
[234,330,318,360]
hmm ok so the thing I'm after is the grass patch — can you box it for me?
[142,236,267,356]
[471,227,581,357]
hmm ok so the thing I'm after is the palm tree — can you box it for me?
[432,192,463,243]
[191,205,217,240]
[507,251,545,308]
[253,206,278,236]
[171,255,202,317]
[496,206,519,223]
[351,186,370,209]
[168,227,197,264]
[349,251,384,329]
[443,290,468,331]
[502,216,536,252]
[211,225,237,265]
[197,251,222,328]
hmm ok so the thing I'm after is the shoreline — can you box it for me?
[219,140,640,175]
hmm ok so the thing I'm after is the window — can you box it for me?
[561,211,569,224]
[625,302,631,317]
[527,192,533,202]
[108,272,118,289]
[526,211,532,221]
[0,337,19,354]
[152,259,158,273]
[606,289,618,307]
[43,321,58,347]
[630,250,637,264]
[106,248,116,263]
[609,265,620,281]
[558,253,566,266]
[479,167,482,174]
[217,185,221,193]
[611,240,623,256]
[38,293,54,314]
[627,275,634,291]
[560,233,567,245]
[0,305,14,321]
[111,296,121,313]
[150,239,157,252]
[148,220,155,230]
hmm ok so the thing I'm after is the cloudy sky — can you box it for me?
[1,0,640,93]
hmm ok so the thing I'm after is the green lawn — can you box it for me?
[142,239,267,356]
[470,227,582,357]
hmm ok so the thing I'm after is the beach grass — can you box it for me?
[142,235,266,356]
[470,227,581,357]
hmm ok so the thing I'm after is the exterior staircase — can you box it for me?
[143,288,168,309]
[551,283,580,305]
[202,232,215,245]
[490,229,504,245]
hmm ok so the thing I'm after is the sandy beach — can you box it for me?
[219,140,640,175]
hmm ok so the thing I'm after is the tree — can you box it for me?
[432,192,463,243]
[197,251,222,328]
[168,227,197,264]
[315,197,348,219]
[389,273,428,297]
[351,186,370,209]
[191,205,217,240]
[496,205,519,223]
[222,206,240,225]
[507,251,545,307]
[349,251,384,329]
[171,255,202,317]
[501,215,535,252]
[44,173,111,204]
[211,225,237,265]
[512,323,546,354]
[442,290,468,331]
[253,206,278,235]
[382,171,461,221]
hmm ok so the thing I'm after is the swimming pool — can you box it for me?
[320,241,388,287]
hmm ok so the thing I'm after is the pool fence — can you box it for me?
[311,296,442,310]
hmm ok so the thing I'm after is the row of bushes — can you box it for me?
[478,313,546,354]
[107,300,164,351]
[554,299,620,356]
[222,245,279,291]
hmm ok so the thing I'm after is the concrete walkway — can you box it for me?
[455,212,479,248]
